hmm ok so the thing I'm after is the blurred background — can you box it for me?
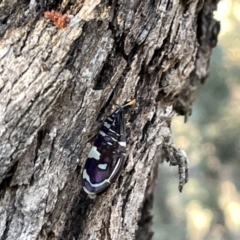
[153,0,240,239]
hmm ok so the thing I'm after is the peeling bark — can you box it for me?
[0,0,220,239]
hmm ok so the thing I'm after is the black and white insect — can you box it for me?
[82,99,136,198]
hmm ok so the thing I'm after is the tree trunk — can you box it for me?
[0,0,220,239]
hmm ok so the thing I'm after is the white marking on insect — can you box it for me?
[118,141,126,147]
[109,128,120,135]
[82,169,89,181]
[111,137,117,142]
[107,117,114,122]
[108,157,122,181]
[104,122,111,128]
[88,146,101,160]
[107,142,113,145]
[98,163,108,170]
[99,131,106,136]
[83,170,110,187]
[82,186,97,199]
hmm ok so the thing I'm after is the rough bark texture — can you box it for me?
[0,0,219,239]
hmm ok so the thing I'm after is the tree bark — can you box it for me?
[0,0,220,239]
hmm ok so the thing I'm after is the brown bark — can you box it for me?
[0,0,220,239]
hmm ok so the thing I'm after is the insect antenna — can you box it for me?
[121,99,136,110]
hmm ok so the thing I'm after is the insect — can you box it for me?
[82,99,136,198]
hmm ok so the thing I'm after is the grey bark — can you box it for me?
[0,0,219,239]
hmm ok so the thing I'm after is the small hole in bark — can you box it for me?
[97,91,115,121]
[173,61,180,69]
[140,121,152,143]
[0,161,18,199]
[93,59,114,90]
[155,89,166,102]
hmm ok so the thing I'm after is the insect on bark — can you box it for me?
[82,99,136,198]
